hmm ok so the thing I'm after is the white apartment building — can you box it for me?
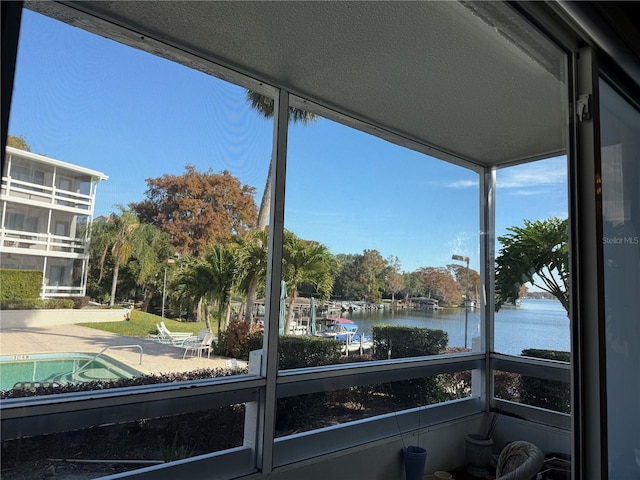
[0,146,107,298]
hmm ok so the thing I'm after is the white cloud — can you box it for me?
[505,189,544,196]
[498,162,566,188]
[447,158,567,191]
[447,179,477,188]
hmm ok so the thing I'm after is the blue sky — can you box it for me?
[8,10,568,273]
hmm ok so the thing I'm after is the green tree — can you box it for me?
[386,256,404,304]
[87,220,114,302]
[124,226,175,312]
[402,271,425,299]
[91,208,143,306]
[7,134,30,151]
[495,217,569,312]
[282,231,336,333]
[172,245,236,335]
[205,244,237,338]
[332,253,365,300]
[332,250,388,301]
[358,249,388,303]
[131,165,257,257]
[233,229,269,323]
[172,256,212,325]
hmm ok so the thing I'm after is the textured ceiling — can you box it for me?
[31,1,568,167]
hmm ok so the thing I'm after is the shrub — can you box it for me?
[329,357,376,412]
[436,347,472,400]
[0,367,247,399]
[520,348,570,413]
[0,297,75,310]
[216,319,251,358]
[0,298,46,310]
[371,325,448,360]
[372,325,449,405]
[275,336,342,431]
[279,336,342,369]
[45,298,75,309]
[203,327,343,431]
[0,269,42,307]
[245,332,264,357]
[72,296,90,309]
[158,432,194,462]
[276,392,326,431]
[494,370,520,401]
[216,324,343,366]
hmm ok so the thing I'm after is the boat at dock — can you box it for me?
[408,297,442,310]
[316,302,343,317]
[316,318,373,354]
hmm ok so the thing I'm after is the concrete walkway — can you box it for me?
[0,323,245,376]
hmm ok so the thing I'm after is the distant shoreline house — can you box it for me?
[0,146,108,298]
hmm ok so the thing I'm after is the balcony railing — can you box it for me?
[1,176,93,211]
[1,228,87,255]
[42,285,85,297]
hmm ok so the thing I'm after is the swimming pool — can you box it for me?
[0,352,142,391]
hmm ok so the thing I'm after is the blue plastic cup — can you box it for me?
[403,445,427,480]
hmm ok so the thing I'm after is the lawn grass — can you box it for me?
[78,310,214,337]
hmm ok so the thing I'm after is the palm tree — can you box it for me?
[172,257,212,327]
[125,225,175,312]
[246,91,318,230]
[233,229,268,323]
[91,208,141,306]
[173,244,237,337]
[281,230,336,334]
[205,244,237,339]
[244,92,317,324]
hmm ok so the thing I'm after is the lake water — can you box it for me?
[345,299,570,355]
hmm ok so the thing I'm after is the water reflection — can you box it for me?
[346,298,569,355]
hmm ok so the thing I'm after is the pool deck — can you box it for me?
[0,324,246,375]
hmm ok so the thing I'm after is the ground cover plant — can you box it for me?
[77,309,209,337]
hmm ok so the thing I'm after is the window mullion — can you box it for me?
[479,166,496,412]
[251,88,289,475]
[570,45,608,480]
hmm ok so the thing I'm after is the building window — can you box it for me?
[7,212,38,232]
[54,220,69,237]
[56,176,72,192]
[11,164,45,185]
[49,265,65,287]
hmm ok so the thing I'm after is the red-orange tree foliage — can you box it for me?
[416,266,462,305]
[131,165,256,256]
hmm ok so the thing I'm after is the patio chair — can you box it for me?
[146,323,166,343]
[156,321,193,346]
[182,330,215,359]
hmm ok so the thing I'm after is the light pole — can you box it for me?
[161,258,176,319]
[452,254,470,349]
